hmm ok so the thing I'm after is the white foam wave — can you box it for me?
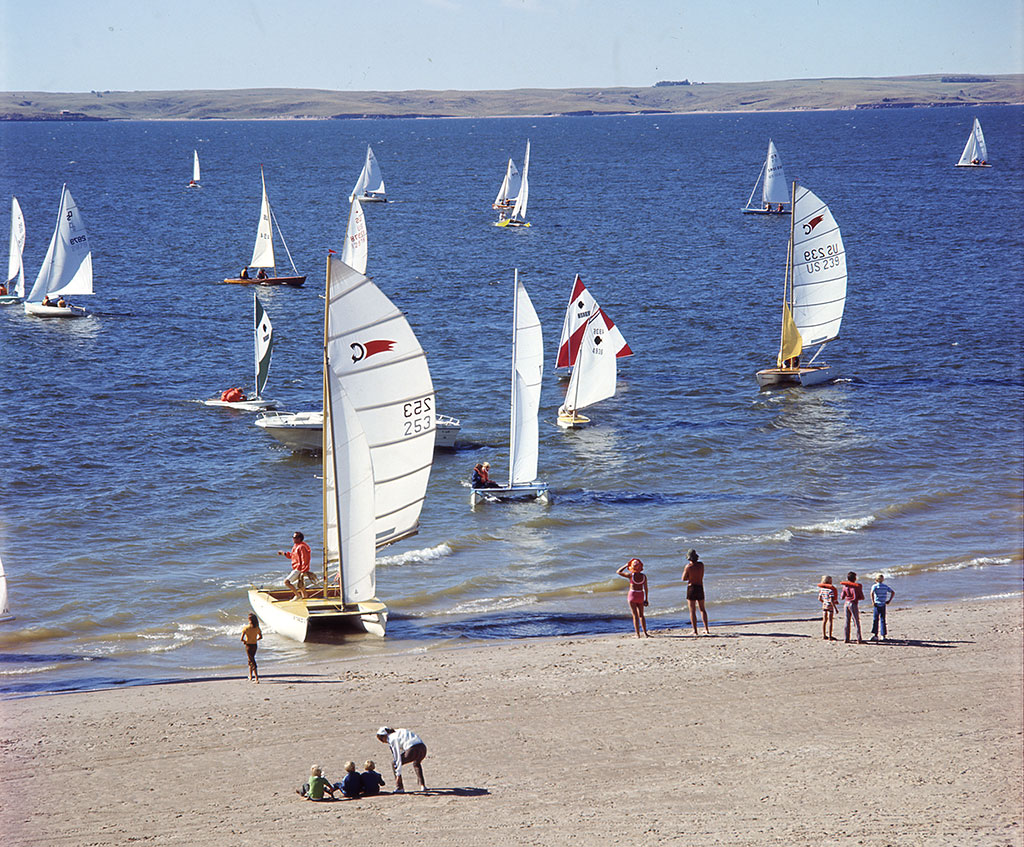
[377,542,453,568]
[0,664,62,677]
[446,595,539,615]
[888,556,1013,577]
[799,515,876,535]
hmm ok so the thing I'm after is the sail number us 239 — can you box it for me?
[804,243,842,273]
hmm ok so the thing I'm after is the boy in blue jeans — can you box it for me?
[870,573,896,641]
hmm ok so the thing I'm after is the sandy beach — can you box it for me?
[1,596,1021,847]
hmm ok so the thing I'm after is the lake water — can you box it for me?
[0,106,1021,695]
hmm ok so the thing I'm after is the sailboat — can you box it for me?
[23,184,92,318]
[557,309,627,429]
[249,255,436,641]
[224,166,306,287]
[0,197,26,305]
[203,293,279,411]
[340,197,368,274]
[743,139,790,214]
[555,274,632,376]
[188,149,201,187]
[955,118,991,167]
[495,141,531,227]
[350,145,387,203]
[492,156,521,211]
[471,269,549,506]
[756,183,848,387]
[0,552,12,622]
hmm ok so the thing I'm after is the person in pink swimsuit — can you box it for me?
[616,558,650,638]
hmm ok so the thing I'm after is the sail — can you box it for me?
[494,158,521,206]
[763,140,789,206]
[192,150,201,183]
[958,118,988,165]
[325,256,435,549]
[509,271,543,486]
[510,140,530,222]
[0,552,11,621]
[789,185,847,348]
[7,196,26,296]
[351,145,385,200]
[560,310,617,415]
[253,294,273,399]
[341,197,368,275]
[556,274,633,368]
[249,168,275,269]
[25,185,92,302]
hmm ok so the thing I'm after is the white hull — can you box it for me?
[742,207,789,215]
[248,588,387,641]
[24,303,87,318]
[470,480,550,506]
[954,163,992,168]
[0,295,22,306]
[256,411,460,452]
[755,364,837,388]
[203,397,279,411]
[355,194,386,203]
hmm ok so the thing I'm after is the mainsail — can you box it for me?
[494,158,522,207]
[253,293,273,399]
[7,196,26,297]
[560,310,617,416]
[350,145,386,201]
[25,184,92,304]
[250,168,275,269]
[509,141,531,224]
[192,150,201,183]
[957,118,989,165]
[556,274,632,369]
[509,270,543,486]
[762,140,789,206]
[341,198,368,274]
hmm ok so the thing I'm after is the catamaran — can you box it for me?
[204,293,279,411]
[555,274,632,376]
[188,150,201,187]
[249,255,436,640]
[0,197,26,305]
[225,166,305,287]
[492,156,522,211]
[495,141,531,228]
[23,184,92,318]
[955,118,991,167]
[340,197,368,274]
[743,139,790,214]
[471,269,549,505]
[756,183,848,387]
[350,145,387,203]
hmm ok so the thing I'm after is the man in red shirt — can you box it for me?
[279,531,313,599]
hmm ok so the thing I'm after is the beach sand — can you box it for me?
[1,597,1021,846]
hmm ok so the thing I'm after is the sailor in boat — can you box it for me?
[41,294,53,307]
[239,267,250,280]
[219,387,246,403]
[471,462,500,489]
[278,531,314,599]
[256,268,268,281]
[0,283,6,296]
[57,295,68,308]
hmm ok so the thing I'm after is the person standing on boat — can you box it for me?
[682,549,710,636]
[376,727,428,792]
[279,531,313,599]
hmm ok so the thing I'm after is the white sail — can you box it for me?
[341,197,368,275]
[25,184,92,303]
[494,158,521,206]
[249,168,275,269]
[556,274,632,369]
[192,150,201,183]
[7,196,26,297]
[763,140,789,206]
[509,270,543,486]
[253,293,273,399]
[560,310,617,415]
[0,552,11,621]
[325,256,435,549]
[790,185,847,347]
[958,118,988,165]
[351,145,385,201]
[509,140,530,223]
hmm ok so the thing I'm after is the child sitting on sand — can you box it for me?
[338,761,363,798]
[360,760,386,796]
[817,575,839,640]
[297,765,335,801]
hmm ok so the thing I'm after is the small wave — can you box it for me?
[798,515,876,535]
[446,595,540,615]
[378,542,453,567]
[0,664,63,677]
[887,556,1013,578]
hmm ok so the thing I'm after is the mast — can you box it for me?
[776,180,797,366]
[508,268,519,487]
[321,257,334,593]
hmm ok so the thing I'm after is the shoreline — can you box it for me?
[2,595,1020,846]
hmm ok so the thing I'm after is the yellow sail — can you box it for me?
[777,303,803,367]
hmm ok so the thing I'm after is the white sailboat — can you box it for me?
[340,197,368,274]
[204,293,279,411]
[555,274,632,375]
[492,157,521,211]
[249,255,436,641]
[225,166,305,287]
[188,149,201,187]
[495,140,531,227]
[557,309,623,429]
[471,269,549,505]
[0,552,12,622]
[756,183,848,387]
[0,197,26,305]
[955,118,991,167]
[24,184,92,318]
[350,145,387,203]
[743,139,790,214]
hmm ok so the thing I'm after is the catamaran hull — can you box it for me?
[248,588,388,641]
[224,276,306,288]
[557,412,591,429]
[494,220,531,228]
[24,303,87,318]
[756,364,837,388]
[203,398,279,411]
[471,481,550,506]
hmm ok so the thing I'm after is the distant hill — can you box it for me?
[2,74,1021,121]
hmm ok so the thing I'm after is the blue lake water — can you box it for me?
[0,106,1021,695]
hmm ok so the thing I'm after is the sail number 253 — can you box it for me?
[403,396,433,436]
[803,243,842,273]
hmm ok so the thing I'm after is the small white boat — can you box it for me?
[471,269,548,506]
[250,256,436,640]
[255,410,460,452]
[24,184,92,318]
[743,139,790,214]
[494,141,531,228]
[350,145,387,203]
[225,166,305,287]
[188,149,201,187]
[204,293,279,411]
[492,156,521,211]
[0,552,12,622]
[340,197,368,275]
[558,307,627,429]
[0,197,26,305]
[555,274,632,377]
[955,118,991,168]
[756,182,848,388]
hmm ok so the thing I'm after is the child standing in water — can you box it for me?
[616,558,650,638]
[817,575,839,640]
[240,612,262,683]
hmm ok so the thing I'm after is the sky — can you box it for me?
[1,0,1022,93]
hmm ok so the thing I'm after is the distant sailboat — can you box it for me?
[495,141,531,228]
[492,157,521,211]
[340,197,368,274]
[471,269,549,505]
[555,274,632,375]
[955,118,991,168]
[225,166,305,287]
[350,145,387,203]
[743,139,790,214]
[0,552,12,622]
[204,293,279,411]
[23,184,92,318]
[756,183,848,387]
[188,149,201,187]
[0,197,26,305]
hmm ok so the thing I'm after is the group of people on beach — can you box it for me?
[817,571,896,643]
[615,548,710,638]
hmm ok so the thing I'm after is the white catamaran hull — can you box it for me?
[755,364,837,388]
[470,481,550,506]
[24,303,87,318]
[248,588,387,641]
[203,397,279,411]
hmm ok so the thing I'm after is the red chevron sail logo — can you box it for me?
[350,339,396,362]
[803,215,825,235]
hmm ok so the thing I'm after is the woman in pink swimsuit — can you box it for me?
[616,558,650,638]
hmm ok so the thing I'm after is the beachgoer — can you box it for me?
[840,571,865,643]
[296,764,335,800]
[339,761,363,798]
[240,267,250,279]
[471,461,500,489]
[240,612,262,683]
[817,575,839,641]
[256,268,268,280]
[360,760,386,796]
[376,726,428,792]
[870,573,896,641]
[279,531,313,599]
[616,558,650,638]
[682,549,710,636]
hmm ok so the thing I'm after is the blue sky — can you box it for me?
[1,0,1022,92]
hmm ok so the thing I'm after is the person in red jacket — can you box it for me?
[279,531,313,599]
